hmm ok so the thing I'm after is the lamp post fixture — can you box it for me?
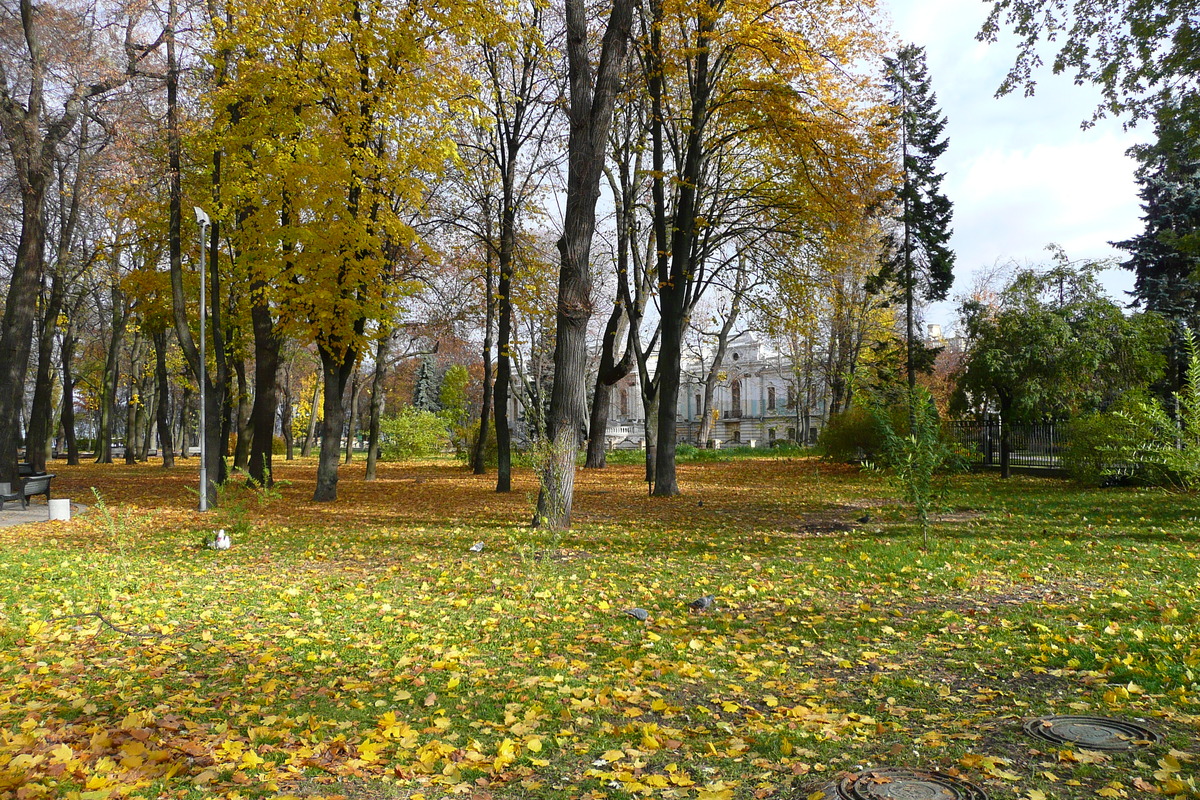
[194,206,211,511]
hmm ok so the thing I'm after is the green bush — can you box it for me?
[1112,329,1200,491]
[379,407,450,461]
[461,419,498,467]
[818,405,885,462]
[1062,412,1129,486]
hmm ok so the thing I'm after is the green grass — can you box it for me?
[0,458,1198,799]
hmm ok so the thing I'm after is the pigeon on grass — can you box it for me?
[688,594,715,612]
[468,541,485,553]
[624,608,650,621]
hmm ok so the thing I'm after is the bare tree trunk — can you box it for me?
[153,329,174,467]
[61,319,79,465]
[495,270,514,491]
[124,329,145,464]
[473,258,494,475]
[279,366,294,460]
[27,273,63,473]
[301,376,320,458]
[535,0,634,528]
[642,392,659,486]
[96,276,129,465]
[313,346,356,502]
[177,386,191,459]
[247,305,280,484]
[651,0,716,498]
[584,301,632,468]
[232,357,252,470]
[168,0,227,506]
[344,368,362,463]
[365,333,388,480]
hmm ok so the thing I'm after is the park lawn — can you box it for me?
[1,456,1199,800]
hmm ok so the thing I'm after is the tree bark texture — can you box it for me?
[26,272,63,472]
[60,319,79,465]
[313,346,356,502]
[534,0,634,528]
[343,370,361,464]
[301,377,320,458]
[473,259,494,475]
[248,301,280,484]
[153,329,175,467]
[365,333,388,480]
[584,300,632,468]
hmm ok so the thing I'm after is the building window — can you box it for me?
[620,389,629,417]
[787,427,796,441]
[768,428,776,441]
[767,386,776,410]
[786,385,796,409]
[695,393,702,419]
[732,429,741,443]
[730,380,741,417]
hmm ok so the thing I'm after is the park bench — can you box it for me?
[0,473,54,510]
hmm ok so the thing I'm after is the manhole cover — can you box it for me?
[1024,715,1160,750]
[837,768,987,800]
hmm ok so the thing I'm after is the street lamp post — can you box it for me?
[194,207,211,511]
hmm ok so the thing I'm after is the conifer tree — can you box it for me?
[1114,103,1200,396]
[879,44,955,392]
[412,356,442,413]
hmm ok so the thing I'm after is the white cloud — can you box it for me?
[882,0,1152,324]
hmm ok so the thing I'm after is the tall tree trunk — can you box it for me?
[247,284,280,486]
[177,387,190,459]
[125,366,139,464]
[124,329,145,464]
[301,376,320,458]
[473,258,494,475]
[999,399,1012,479]
[584,302,631,468]
[587,382,613,464]
[279,363,294,460]
[495,266,514,492]
[26,272,63,473]
[313,347,356,501]
[365,333,388,480]
[643,392,659,486]
[96,280,128,465]
[535,0,635,528]
[344,369,362,463]
[61,320,79,465]
[232,356,252,470]
[168,0,227,506]
[153,329,175,467]
[652,1,715,498]
[0,174,49,481]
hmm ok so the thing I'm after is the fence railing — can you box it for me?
[949,419,1062,469]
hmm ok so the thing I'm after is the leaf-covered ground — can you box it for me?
[2,456,1199,800]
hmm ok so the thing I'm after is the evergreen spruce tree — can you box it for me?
[878,44,955,392]
[412,356,442,413]
[1114,102,1200,396]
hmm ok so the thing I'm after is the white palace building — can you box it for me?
[601,331,828,450]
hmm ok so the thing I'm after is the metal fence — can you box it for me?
[949,419,1062,469]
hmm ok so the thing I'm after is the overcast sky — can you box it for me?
[882,0,1152,328]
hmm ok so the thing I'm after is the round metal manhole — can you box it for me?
[837,768,988,800]
[1023,715,1160,751]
